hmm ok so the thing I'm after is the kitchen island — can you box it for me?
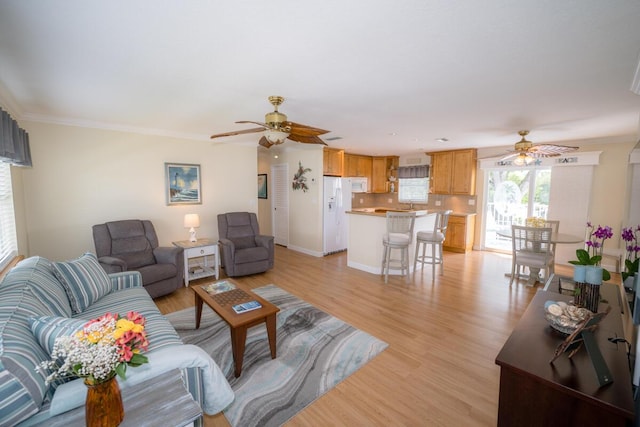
[347,209,437,276]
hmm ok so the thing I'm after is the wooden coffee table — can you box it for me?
[192,280,280,377]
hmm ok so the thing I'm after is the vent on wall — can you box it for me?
[399,155,430,167]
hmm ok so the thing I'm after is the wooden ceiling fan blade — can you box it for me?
[286,121,330,137]
[236,120,269,128]
[258,136,274,148]
[499,152,520,161]
[286,133,327,145]
[210,127,265,139]
[529,144,578,157]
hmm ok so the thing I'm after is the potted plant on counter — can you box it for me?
[569,222,612,283]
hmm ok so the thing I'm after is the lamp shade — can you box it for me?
[183,214,200,228]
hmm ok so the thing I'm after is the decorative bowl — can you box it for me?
[544,300,592,335]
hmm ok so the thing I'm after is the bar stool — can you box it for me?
[381,211,416,283]
[414,210,452,281]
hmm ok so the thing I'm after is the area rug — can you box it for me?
[165,284,388,427]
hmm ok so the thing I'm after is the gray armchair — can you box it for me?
[92,219,184,298]
[217,212,274,277]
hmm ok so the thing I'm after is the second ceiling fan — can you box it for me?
[210,96,330,148]
[500,130,578,165]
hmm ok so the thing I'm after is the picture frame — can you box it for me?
[258,174,268,199]
[165,163,201,205]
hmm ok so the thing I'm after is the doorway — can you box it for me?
[483,167,552,251]
[271,163,289,246]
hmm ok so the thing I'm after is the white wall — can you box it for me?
[257,150,273,235]
[587,140,636,245]
[271,144,324,255]
[19,121,258,261]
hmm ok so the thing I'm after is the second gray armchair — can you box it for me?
[217,212,274,277]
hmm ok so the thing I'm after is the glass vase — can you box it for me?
[85,375,124,427]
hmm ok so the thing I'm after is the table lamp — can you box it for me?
[184,214,200,242]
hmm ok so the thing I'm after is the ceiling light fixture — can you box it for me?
[436,138,449,143]
[512,153,534,166]
[264,129,290,145]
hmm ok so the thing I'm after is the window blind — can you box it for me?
[397,165,429,178]
[0,162,17,271]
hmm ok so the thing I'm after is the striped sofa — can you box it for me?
[0,254,233,427]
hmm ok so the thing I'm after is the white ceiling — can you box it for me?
[1,1,640,156]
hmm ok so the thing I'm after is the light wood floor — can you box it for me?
[153,246,578,426]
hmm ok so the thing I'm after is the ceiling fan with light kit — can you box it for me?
[210,96,330,148]
[499,130,578,165]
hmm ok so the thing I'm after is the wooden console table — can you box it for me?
[495,283,634,426]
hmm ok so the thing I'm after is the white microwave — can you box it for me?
[348,177,368,193]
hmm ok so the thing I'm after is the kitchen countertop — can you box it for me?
[347,207,429,217]
[348,208,475,217]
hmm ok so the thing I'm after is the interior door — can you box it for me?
[271,163,289,246]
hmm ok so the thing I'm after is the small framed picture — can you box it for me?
[258,174,268,199]
[165,163,201,205]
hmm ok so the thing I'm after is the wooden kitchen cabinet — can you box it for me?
[344,154,372,179]
[443,214,475,253]
[323,147,344,176]
[429,149,477,195]
[371,156,398,193]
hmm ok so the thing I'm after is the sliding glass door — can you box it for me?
[483,168,552,251]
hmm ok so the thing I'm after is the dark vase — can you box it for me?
[85,375,124,427]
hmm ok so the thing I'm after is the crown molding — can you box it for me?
[20,112,210,141]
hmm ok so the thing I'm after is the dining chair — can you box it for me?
[381,211,416,283]
[510,225,554,286]
[543,219,560,258]
[414,210,452,281]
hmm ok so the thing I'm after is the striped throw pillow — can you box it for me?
[29,316,86,355]
[52,253,112,314]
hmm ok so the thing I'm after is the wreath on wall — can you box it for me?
[292,161,311,192]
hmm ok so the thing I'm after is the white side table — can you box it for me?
[172,238,219,286]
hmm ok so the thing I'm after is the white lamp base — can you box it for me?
[189,228,197,242]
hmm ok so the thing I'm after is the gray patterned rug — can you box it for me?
[165,284,388,427]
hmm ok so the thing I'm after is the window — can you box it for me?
[0,162,17,271]
[398,177,429,203]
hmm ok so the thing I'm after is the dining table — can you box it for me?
[496,228,583,286]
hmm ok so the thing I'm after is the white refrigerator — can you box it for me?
[323,177,352,255]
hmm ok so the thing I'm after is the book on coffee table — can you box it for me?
[202,280,236,296]
[232,300,262,314]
